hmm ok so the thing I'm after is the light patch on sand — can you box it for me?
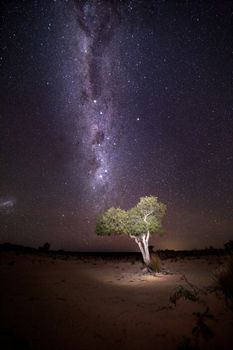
[85,264,177,287]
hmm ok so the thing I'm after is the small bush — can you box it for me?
[170,286,199,306]
[177,309,214,350]
[38,242,51,252]
[177,337,195,350]
[149,254,161,272]
[216,256,233,309]
[224,240,233,253]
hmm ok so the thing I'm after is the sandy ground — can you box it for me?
[0,252,232,350]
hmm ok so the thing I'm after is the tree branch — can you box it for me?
[143,210,154,222]
[143,210,153,243]
[145,231,150,244]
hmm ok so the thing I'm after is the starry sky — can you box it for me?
[0,0,232,251]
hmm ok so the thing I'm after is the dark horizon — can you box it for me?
[0,240,231,255]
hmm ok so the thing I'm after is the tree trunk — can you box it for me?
[130,211,153,268]
[142,235,151,265]
[134,234,151,266]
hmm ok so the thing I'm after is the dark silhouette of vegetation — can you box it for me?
[0,242,37,253]
[157,247,225,260]
[192,308,214,348]
[38,242,51,252]
[0,242,230,262]
[215,256,233,310]
[177,308,214,350]
[177,337,196,350]
[170,286,199,306]
[224,240,233,254]
[170,274,200,307]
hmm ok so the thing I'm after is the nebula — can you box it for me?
[0,196,16,214]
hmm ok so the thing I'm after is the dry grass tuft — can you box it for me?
[149,253,161,273]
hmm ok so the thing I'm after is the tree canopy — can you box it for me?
[96,196,166,238]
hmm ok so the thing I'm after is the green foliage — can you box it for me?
[136,196,166,220]
[96,207,128,236]
[96,196,166,237]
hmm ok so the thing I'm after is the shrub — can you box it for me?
[38,242,51,252]
[224,240,233,253]
[149,253,161,273]
[170,286,199,306]
[177,309,214,350]
[216,256,233,309]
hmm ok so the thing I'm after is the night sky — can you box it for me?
[0,0,232,251]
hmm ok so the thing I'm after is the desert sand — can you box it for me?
[0,252,232,350]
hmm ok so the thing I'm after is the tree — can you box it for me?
[38,242,51,252]
[96,196,166,267]
[224,240,233,253]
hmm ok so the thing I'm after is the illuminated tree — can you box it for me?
[96,196,166,267]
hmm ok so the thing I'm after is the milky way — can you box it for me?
[72,1,122,210]
[0,1,232,250]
